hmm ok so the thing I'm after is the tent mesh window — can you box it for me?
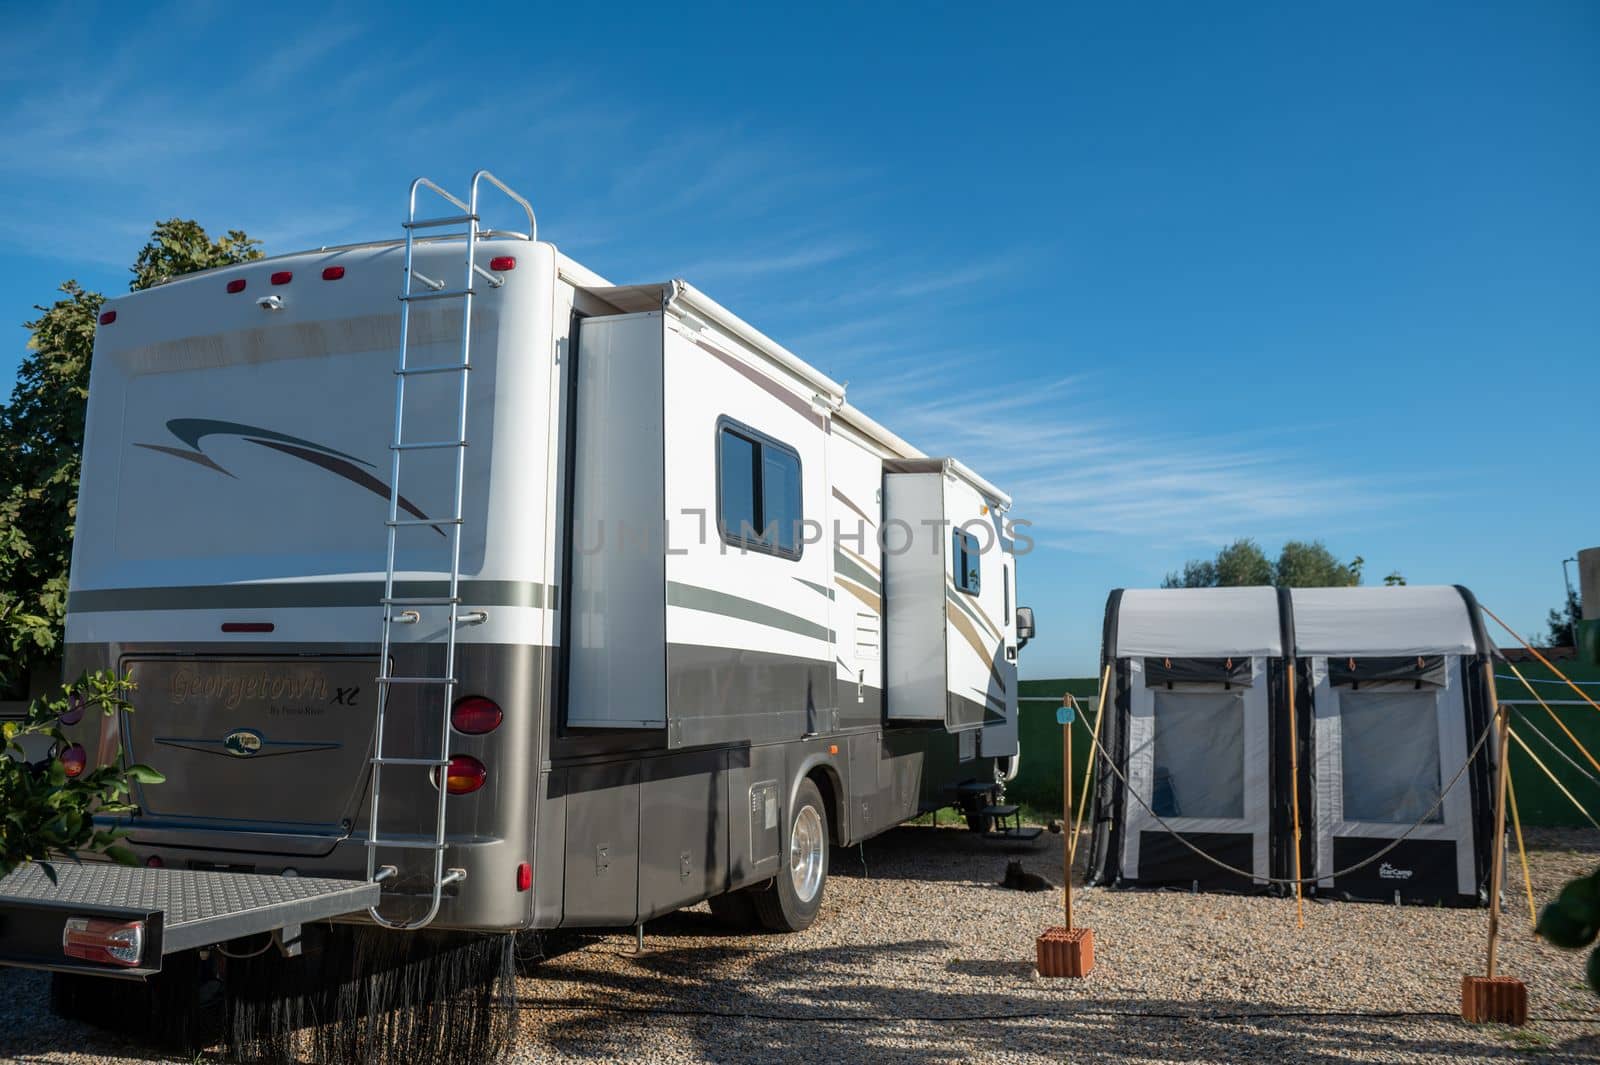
[1151,690,1245,819]
[1339,689,1443,825]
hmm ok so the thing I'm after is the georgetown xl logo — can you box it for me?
[223,728,264,757]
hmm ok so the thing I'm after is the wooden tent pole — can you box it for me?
[1484,661,1511,979]
[1287,659,1305,929]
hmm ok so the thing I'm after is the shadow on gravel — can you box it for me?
[830,823,1059,884]
[520,936,1600,1064]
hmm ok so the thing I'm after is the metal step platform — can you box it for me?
[0,863,377,978]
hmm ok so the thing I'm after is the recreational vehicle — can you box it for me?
[0,173,1032,992]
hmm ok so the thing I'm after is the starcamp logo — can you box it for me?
[1378,862,1414,880]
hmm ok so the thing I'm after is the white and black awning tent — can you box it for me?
[1293,586,1496,905]
[1085,587,1292,893]
[1086,585,1497,906]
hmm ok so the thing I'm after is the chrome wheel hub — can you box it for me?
[789,804,825,903]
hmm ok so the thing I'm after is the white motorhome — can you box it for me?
[9,173,1032,981]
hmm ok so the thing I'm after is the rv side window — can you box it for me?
[716,419,803,560]
[952,528,981,596]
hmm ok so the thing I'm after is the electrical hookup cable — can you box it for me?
[505,998,1600,1025]
[1077,711,1497,888]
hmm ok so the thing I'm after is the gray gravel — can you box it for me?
[2,824,1597,1063]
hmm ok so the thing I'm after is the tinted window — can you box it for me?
[1003,564,1011,625]
[717,421,803,560]
[952,528,981,596]
[718,430,759,541]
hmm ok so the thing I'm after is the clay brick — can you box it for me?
[1036,926,1094,978]
[1460,975,1528,1026]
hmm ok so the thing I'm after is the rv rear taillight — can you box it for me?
[321,266,345,281]
[488,256,516,272]
[98,310,116,325]
[62,917,145,968]
[271,271,293,286]
[59,744,87,778]
[450,696,503,735]
[145,855,164,868]
[432,754,487,795]
[226,278,247,294]
[59,692,85,727]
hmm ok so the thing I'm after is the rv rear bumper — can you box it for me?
[0,863,376,978]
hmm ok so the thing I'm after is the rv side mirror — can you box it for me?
[1015,606,1035,651]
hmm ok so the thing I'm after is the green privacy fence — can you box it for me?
[1011,662,1600,829]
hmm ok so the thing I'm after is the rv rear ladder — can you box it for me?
[366,171,536,931]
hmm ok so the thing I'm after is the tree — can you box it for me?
[1547,587,1582,647]
[0,221,262,696]
[1384,571,1407,586]
[1163,537,1364,589]
[0,671,163,878]
[1275,540,1362,588]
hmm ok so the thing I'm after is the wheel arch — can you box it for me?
[792,755,847,846]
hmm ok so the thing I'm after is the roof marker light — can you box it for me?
[221,622,275,633]
[227,279,247,294]
[322,266,345,281]
[270,271,293,286]
[98,310,116,325]
[489,256,516,272]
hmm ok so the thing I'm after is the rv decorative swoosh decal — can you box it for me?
[133,418,443,536]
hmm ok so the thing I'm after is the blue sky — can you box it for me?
[1,1,1595,676]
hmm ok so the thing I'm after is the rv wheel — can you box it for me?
[753,778,828,932]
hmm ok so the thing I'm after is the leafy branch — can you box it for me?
[0,670,164,880]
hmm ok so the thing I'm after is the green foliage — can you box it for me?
[0,221,262,696]
[1547,587,1581,647]
[1162,537,1364,589]
[1384,571,1408,586]
[0,670,164,880]
[1535,866,1600,994]
[129,219,262,293]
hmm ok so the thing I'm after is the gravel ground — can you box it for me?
[2,824,1597,1063]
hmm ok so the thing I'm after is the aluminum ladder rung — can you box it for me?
[397,363,471,377]
[400,288,475,303]
[376,675,460,687]
[392,439,466,452]
[403,213,478,229]
[364,838,450,851]
[381,595,460,606]
[371,756,451,767]
[386,516,462,527]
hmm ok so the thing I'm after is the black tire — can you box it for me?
[707,889,759,929]
[753,778,829,932]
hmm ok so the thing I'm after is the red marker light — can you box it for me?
[62,917,145,968]
[145,855,164,869]
[98,310,116,325]
[516,862,532,892]
[321,266,345,281]
[59,744,87,778]
[450,696,503,735]
[270,271,293,286]
[488,256,516,272]
[432,754,487,795]
[226,279,247,294]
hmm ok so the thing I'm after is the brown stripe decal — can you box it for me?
[945,602,1008,694]
[947,583,1003,643]
[692,337,824,428]
[835,575,881,614]
[831,486,876,528]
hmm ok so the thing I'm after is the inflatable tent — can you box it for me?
[1293,586,1496,906]
[1085,587,1293,893]
[1086,585,1495,906]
